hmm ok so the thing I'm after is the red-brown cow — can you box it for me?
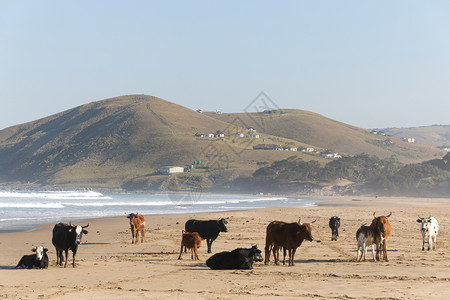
[127,213,146,244]
[178,230,202,260]
[370,212,391,261]
[264,218,314,266]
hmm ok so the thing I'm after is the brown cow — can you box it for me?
[370,212,391,261]
[178,230,202,260]
[126,213,146,244]
[264,218,314,266]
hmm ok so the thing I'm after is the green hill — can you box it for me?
[0,95,324,189]
[205,109,444,164]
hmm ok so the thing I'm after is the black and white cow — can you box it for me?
[206,245,263,269]
[185,218,228,253]
[52,222,89,267]
[329,216,341,241]
[16,245,49,269]
[417,216,439,251]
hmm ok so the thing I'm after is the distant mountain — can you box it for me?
[205,109,444,163]
[379,125,450,148]
[0,95,319,189]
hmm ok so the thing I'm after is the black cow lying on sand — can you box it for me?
[206,245,263,269]
[16,245,49,269]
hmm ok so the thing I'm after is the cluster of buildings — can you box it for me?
[253,144,341,158]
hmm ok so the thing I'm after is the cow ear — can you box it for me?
[82,230,88,234]
[44,248,48,252]
[68,228,73,232]
[31,248,36,252]
[417,219,422,223]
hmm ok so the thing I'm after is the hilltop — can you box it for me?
[379,125,450,148]
[205,109,444,164]
[0,95,324,189]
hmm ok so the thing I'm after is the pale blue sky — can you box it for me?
[1,1,449,130]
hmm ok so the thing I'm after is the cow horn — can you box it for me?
[311,219,317,224]
[298,218,302,225]
[373,212,377,218]
[386,212,392,218]
[69,221,72,226]
[82,223,89,229]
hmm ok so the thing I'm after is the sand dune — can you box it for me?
[1,196,449,299]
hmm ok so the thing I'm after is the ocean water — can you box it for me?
[0,190,322,233]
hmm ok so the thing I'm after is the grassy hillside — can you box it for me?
[205,109,444,164]
[380,125,450,147]
[0,95,327,189]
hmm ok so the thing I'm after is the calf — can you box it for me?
[417,216,439,251]
[356,225,375,262]
[16,245,49,269]
[127,213,146,244]
[370,212,391,261]
[178,231,201,260]
[206,245,263,269]
[185,218,228,253]
[329,216,341,241]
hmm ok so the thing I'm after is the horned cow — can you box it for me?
[417,216,439,251]
[264,218,314,266]
[52,222,89,268]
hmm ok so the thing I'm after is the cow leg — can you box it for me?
[273,246,279,265]
[207,239,212,253]
[371,244,375,261]
[422,238,425,251]
[283,247,287,265]
[427,235,432,251]
[141,229,145,243]
[432,235,437,250]
[63,249,69,268]
[72,251,76,267]
[290,249,296,266]
[264,244,271,265]
[194,246,199,260]
[383,240,389,262]
[131,228,135,244]
[178,242,184,260]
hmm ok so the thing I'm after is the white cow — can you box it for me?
[417,216,439,251]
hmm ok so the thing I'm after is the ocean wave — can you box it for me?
[0,190,111,200]
[0,202,64,208]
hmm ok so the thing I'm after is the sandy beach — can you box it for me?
[1,195,449,299]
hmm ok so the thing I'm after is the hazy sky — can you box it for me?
[1,1,449,130]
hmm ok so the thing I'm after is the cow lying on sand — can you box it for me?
[206,245,263,269]
[16,245,49,269]
[417,216,439,251]
[178,231,201,260]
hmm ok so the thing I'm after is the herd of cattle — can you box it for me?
[16,212,440,270]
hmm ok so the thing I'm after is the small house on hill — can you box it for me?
[236,132,244,138]
[157,166,184,174]
[250,133,260,139]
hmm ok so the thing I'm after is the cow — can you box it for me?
[206,245,263,269]
[417,216,439,251]
[126,213,146,244]
[52,222,89,268]
[329,216,341,241]
[185,218,228,253]
[16,245,49,269]
[178,230,201,260]
[370,212,391,262]
[356,224,375,262]
[264,218,314,266]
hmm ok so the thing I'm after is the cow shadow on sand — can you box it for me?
[0,266,17,270]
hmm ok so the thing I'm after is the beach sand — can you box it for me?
[1,195,449,299]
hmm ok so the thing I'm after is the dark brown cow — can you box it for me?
[264,218,314,266]
[178,231,202,260]
[370,212,392,261]
[127,213,146,244]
